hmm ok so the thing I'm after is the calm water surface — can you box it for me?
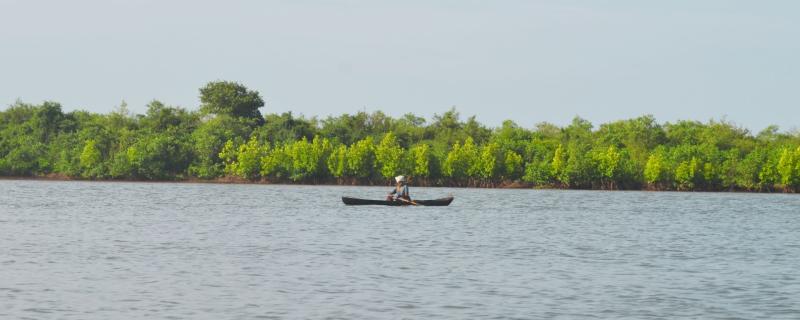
[1,180,799,319]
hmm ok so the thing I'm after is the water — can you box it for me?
[1,180,799,319]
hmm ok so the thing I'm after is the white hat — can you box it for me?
[395,175,406,183]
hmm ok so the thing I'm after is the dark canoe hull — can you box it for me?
[342,196,454,206]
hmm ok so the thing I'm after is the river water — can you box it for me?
[1,180,799,319]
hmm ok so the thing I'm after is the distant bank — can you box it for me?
[0,175,528,189]
[1,81,799,193]
[0,175,794,194]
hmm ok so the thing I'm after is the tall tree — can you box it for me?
[375,132,403,180]
[409,144,432,178]
[199,81,265,124]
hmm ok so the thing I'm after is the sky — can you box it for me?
[1,0,798,132]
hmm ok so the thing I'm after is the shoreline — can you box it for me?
[0,175,524,188]
[1,175,794,194]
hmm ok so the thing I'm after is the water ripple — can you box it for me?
[0,181,799,319]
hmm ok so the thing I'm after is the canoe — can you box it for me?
[342,196,454,206]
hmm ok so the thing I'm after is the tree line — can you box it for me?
[2,81,800,192]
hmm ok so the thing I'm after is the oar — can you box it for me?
[396,197,419,206]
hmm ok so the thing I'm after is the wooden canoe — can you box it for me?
[341,196,454,206]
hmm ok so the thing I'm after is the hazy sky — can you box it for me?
[1,0,798,132]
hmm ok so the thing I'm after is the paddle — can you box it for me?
[396,197,419,206]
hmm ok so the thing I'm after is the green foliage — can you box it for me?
[319,111,424,147]
[79,139,103,177]
[310,136,334,178]
[257,112,317,144]
[51,134,82,176]
[346,136,376,179]
[327,145,347,178]
[718,149,740,190]
[522,160,553,185]
[596,146,621,180]
[375,132,403,179]
[141,100,197,132]
[260,144,287,179]
[503,150,523,180]
[477,142,499,180]
[189,115,254,178]
[492,120,531,154]
[428,109,491,147]
[776,147,799,189]
[279,136,332,182]
[644,149,668,187]
[236,139,266,179]
[759,148,781,190]
[3,137,48,175]
[123,132,193,179]
[737,148,767,190]
[796,147,800,187]
[1,84,798,192]
[220,136,269,180]
[675,157,700,190]
[551,144,567,185]
[409,144,432,178]
[284,138,315,181]
[562,141,595,188]
[443,137,479,180]
[199,81,265,122]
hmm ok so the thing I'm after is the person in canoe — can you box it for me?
[387,175,411,202]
